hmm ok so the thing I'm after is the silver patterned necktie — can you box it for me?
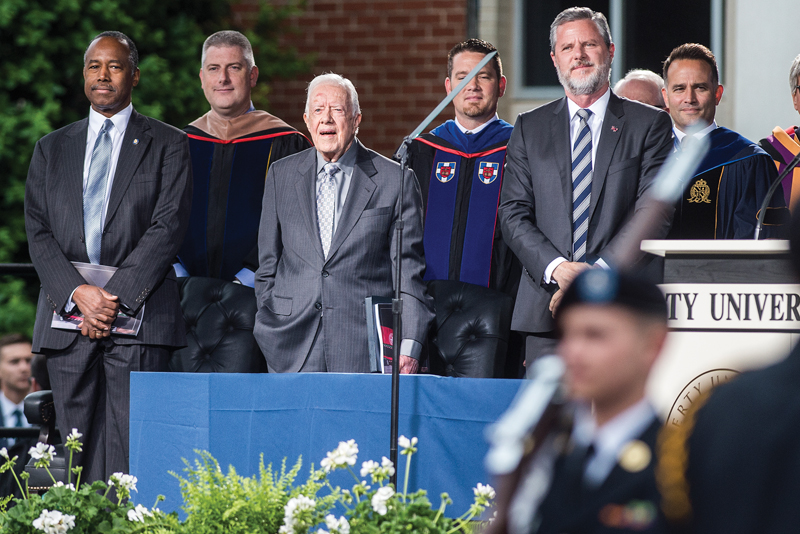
[84,118,114,265]
[317,163,339,259]
[572,108,593,263]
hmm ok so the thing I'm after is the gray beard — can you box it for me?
[557,59,612,96]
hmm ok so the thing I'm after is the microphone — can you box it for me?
[754,150,800,240]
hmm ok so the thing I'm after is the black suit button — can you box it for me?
[322,271,329,278]
[315,302,322,310]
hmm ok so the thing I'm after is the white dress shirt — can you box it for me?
[544,90,612,283]
[66,104,134,311]
[83,104,134,232]
[0,392,30,446]
[570,398,657,487]
[454,113,499,135]
[672,121,718,151]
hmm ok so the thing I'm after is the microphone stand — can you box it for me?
[388,51,498,486]
[754,150,800,240]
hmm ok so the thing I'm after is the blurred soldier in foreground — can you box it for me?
[490,269,669,534]
[658,212,800,533]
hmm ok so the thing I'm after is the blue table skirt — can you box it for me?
[129,372,523,517]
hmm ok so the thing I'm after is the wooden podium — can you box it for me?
[640,240,800,426]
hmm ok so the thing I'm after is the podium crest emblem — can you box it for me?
[436,162,456,183]
[478,162,499,184]
[688,178,712,204]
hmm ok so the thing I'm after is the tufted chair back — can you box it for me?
[169,277,267,373]
[427,280,513,378]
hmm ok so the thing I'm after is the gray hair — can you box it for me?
[549,7,613,54]
[305,73,361,117]
[791,53,800,93]
[201,31,256,71]
[614,68,664,92]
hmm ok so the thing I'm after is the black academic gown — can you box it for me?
[669,127,789,240]
[179,117,311,281]
[536,420,668,534]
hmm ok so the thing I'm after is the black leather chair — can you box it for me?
[23,391,66,493]
[169,277,267,373]
[427,280,514,378]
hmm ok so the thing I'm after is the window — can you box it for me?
[514,0,723,99]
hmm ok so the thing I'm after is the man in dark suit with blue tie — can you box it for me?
[498,7,673,369]
[24,32,192,482]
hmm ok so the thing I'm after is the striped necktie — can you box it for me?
[317,163,339,259]
[572,109,593,263]
[84,118,114,265]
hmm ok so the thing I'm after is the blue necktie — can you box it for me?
[84,118,114,265]
[572,109,593,263]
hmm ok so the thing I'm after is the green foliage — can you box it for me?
[348,489,453,534]
[0,480,181,534]
[0,0,312,335]
[173,451,306,534]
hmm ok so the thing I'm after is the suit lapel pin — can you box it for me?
[133,139,139,145]
[611,126,619,132]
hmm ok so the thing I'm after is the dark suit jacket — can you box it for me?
[676,343,800,534]
[536,419,668,534]
[25,109,193,351]
[498,92,673,333]
[254,140,434,373]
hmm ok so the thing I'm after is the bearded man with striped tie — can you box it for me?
[24,32,192,482]
[498,7,673,370]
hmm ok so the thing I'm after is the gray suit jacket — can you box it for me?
[25,109,193,351]
[254,140,433,373]
[498,92,673,333]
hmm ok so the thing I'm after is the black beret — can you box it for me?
[557,268,667,321]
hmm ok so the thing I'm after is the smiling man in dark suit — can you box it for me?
[498,7,673,369]
[254,73,433,374]
[24,31,192,482]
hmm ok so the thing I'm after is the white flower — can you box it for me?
[320,440,359,472]
[127,504,153,523]
[52,481,76,491]
[324,514,350,534]
[398,435,418,455]
[67,429,82,441]
[360,460,379,478]
[371,486,395,516]
[397,435,418,450]
[108,472,138,493]
[32,509,76,534]
[473,483,496,500]
[380,456,396,477]
[29,443,56,462]
[0,447,8,460]
[279,495,316,534]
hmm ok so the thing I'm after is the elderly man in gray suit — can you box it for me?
[498,7,673,370]
[254,73,433,374]
[24,31,192,482]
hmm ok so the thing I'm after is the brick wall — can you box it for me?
[234,0,468,157]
